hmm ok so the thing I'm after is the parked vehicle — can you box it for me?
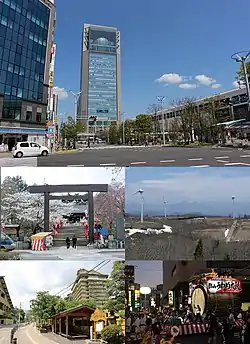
[0,232,16,250]
[12,142,49,158]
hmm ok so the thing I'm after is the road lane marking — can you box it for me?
[224,162,250,166]
[67,165,85,166]
[215,156,229,159]
[99,163,117,166]
[160,160,176,163]
[240,155,250,158]
[130,161,147,165]
[189,165,210,168]
[216,160,230,163]
[188,158,203,161]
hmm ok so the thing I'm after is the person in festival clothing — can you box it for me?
[141,318,152,344]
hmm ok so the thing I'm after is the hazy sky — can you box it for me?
[1,167,125,186]
[125,167,250,216]
[0,261,113,310]
[126,261,163,287]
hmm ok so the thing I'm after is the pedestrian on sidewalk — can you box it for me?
[72,235,77,248]
[66,237,70,249]
[87,138,91,148]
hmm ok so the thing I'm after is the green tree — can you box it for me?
[236,61,250,81]
[29,291,97,325]
[108,122,119,144]
[101,324,124,344]
[13,307,26,323]
[135,114,153,142]
[60,116,85,143]
[193,239,203,259]
[104,261,125,315]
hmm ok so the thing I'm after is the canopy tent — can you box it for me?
[31,232,52,251]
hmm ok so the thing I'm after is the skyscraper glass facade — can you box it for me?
[0,0,50,121]
[87,26,117,127]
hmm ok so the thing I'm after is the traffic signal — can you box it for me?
[90,116,97,122]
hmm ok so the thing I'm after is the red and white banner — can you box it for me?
[31,239,45,251]
[162,323,208,336]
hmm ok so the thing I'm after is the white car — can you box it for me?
[13,141,49,158]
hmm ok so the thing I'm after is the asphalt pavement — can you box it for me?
[16,325,60,344]
[16,247,125,260]
[0,327,11,344]
[36,146,250,167]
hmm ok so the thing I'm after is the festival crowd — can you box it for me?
[126,306,250,343]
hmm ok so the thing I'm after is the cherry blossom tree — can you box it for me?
[94,182,124,229]
[1,191,76,232]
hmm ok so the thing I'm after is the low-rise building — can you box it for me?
[0,276,14,325]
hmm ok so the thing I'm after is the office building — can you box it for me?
[71,268,108,305]
[0,0,56,150]
[79,23,122,133]
[0,276,13,325]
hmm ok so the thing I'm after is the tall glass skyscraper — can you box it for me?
[0,0,55,149]
[79,24,122,133]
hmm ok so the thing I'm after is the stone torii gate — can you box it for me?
[28,184,108,243]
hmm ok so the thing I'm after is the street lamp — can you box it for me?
[134,189,144,223]
[122,112,127,145]
[232,196,235,219]
[69,90,82,122]
[231,51,250,111]
[157,96,167,145]
[140,286,151,309]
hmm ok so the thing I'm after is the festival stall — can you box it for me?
[31,232,53,251]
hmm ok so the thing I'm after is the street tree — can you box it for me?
[108,122,119,144]
[147,103,161,140]
[60,116,85,146]
[13,307,26,323]
[104,261,125,315]
[30,291,96,325]
[236,61,250,82]
[124,119,136,145]
[135,114,153,143]
[94,182,124,230]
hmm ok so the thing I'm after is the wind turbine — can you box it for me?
[134,189,144,223]
[163,197,167,217]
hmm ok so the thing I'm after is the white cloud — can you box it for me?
[211,83,221,89]
[156,73,183,84]
[1,167,125,186]
[179,83,198,89]
[195,74,217,86]
[53,86,68,100]
[1,261,113,309]
[232,80,245,88]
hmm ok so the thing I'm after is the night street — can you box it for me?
[36,146,250,167]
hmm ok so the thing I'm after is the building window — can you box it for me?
[26,111,32,121]
[36,113,41,122]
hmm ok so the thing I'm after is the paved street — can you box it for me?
[16,247,125,260]
[16,325,60,344]
[0,327,11,344]
[37,146,250,167]
[0,156,37,166]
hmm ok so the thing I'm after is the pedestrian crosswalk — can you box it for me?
[0,157,37,166]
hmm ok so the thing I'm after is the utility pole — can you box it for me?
[122,112,126,145]
[157,96,167,145]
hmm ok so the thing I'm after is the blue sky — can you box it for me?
[125,167,250,216]
[53,0,250,120]
[126,261,163,287]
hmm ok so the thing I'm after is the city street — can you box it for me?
[0,327,11,344]
[16,324,67,344]
[16,247,125,260]
[0,157,37,166]
[36,146,250,167]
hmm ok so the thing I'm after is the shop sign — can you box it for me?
[207,278,242,294]
[168,291,174,305]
